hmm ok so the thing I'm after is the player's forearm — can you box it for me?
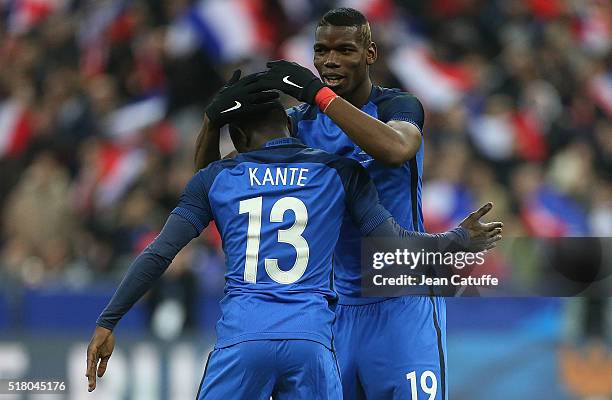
[194,115,221,171]
[96,214,198,330]
[324,98,416,166]
[368,217,470,252]
[96,251,171,330]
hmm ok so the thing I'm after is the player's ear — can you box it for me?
[366,41,377,65]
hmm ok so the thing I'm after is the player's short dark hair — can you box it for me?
[227,99,287,143]
[317,8,372,46]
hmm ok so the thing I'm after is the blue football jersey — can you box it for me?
[171,138,389,349]
[288,86,425,304]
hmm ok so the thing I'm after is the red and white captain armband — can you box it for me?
[314,87,339,113]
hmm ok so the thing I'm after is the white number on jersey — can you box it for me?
[239,196,309,284]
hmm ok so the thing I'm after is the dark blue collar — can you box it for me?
[263,137,303,148]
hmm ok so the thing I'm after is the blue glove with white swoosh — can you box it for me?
[205,70,280,127]
[259,60,326,105]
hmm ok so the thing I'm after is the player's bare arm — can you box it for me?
[324,97,422,166]
[194,114,222,172]
[194,116,240,171]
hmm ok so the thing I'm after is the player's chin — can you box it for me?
[326,81,349,95]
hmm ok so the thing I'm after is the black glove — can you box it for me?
[205,70,280,127]
[259,60,325,104]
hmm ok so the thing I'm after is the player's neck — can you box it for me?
[249,131,291,150]
[343,77,373,109]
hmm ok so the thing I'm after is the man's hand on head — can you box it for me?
[205,70,280,128]
[259,60,326,105]
[86,326,115,392]
[459,202,503,252]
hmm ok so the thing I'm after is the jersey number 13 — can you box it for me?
[239,196,309,284]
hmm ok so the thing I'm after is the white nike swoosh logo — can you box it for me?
[283,76,303,89]
[220,101,241,113]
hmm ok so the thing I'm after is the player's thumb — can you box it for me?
[472,202,493,220]
[227,69,241,85]
[266,60,283,68]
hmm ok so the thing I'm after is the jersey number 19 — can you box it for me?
[239,196,310,284]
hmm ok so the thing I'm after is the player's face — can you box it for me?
[314,25,376,96]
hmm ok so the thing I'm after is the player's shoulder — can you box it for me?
[283,145,361,171]
[286,103,319,138]
[286,102,319,123]
[307,149,364,175]
[371,86,425,127]
[194,158,240,186]
[292,148,366,190]
[196,157,238,175]
[201,147,340,169]
[371,85,422,107]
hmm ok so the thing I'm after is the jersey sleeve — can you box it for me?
[332,158,391,235]
[369,217,470,251]
[286,104,316,139]
[96,213,199,331]
[286,106,301,139]
[378,94,425,133]
[171,171,213,233]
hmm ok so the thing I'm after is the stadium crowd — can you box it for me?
[0,0,610,302]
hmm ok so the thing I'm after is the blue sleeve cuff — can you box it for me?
[360,207,392,236]
[96,319,115,331]
[451,227,470,248]
[388,116,423,134]
[171,207,205,233]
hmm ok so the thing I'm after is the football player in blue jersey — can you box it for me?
[88,73,502,399]
[193,7,469,400]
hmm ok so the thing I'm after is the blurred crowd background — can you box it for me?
[1,0,610,292]
[0,0,611,398]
